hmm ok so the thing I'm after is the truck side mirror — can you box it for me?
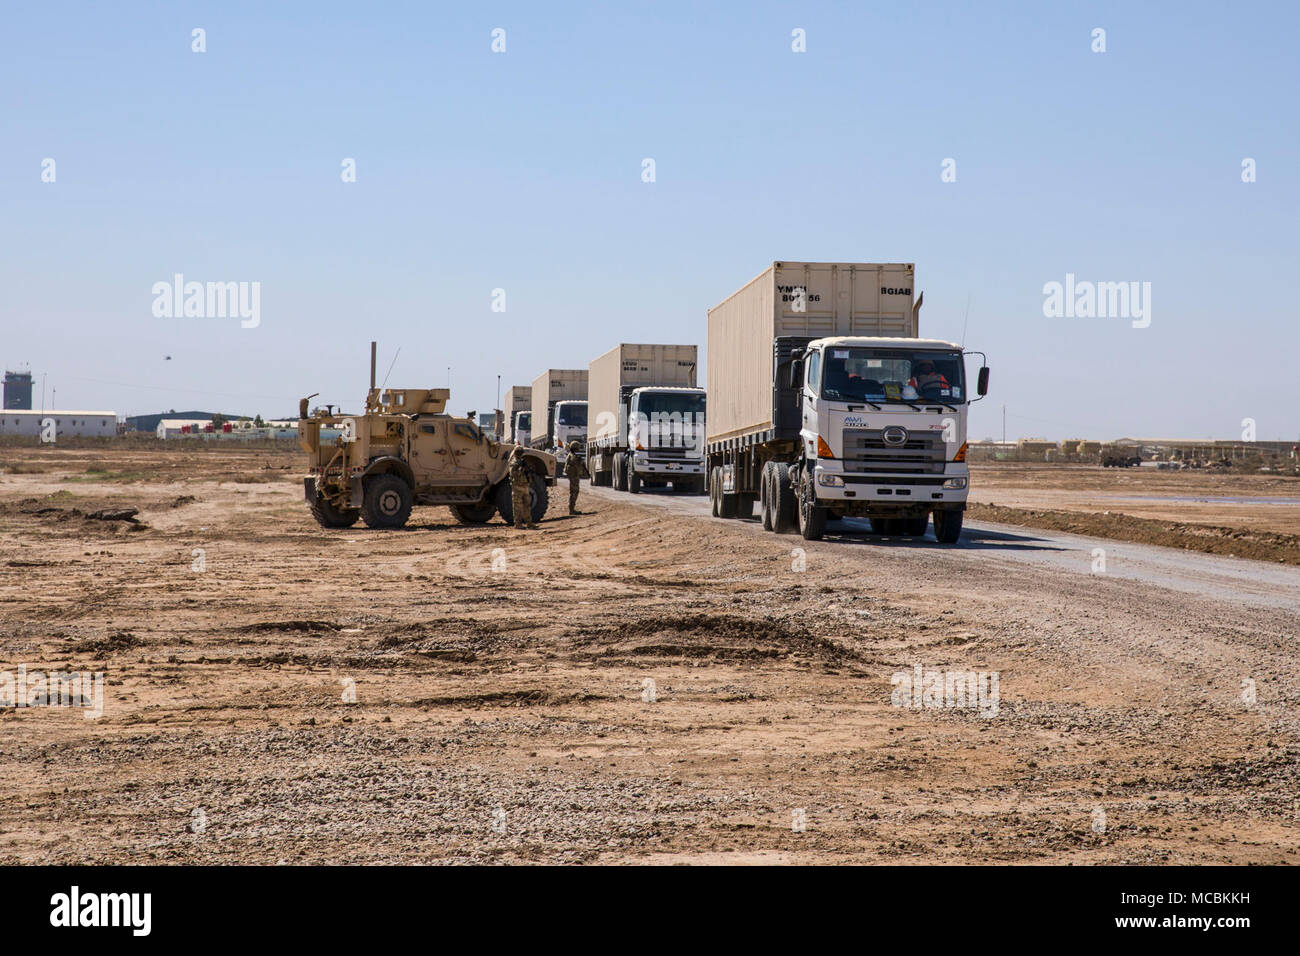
[977,367,990,396]
[789,359,804,389]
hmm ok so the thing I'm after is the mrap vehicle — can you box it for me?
[298,344,556,530]
[705,262,989,543]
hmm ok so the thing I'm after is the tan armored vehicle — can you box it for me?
[298,347,556,529]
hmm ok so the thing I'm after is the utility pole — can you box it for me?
[1001,403,1006,444]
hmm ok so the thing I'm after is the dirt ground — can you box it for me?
[1,446,1298,864]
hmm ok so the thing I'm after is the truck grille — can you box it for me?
[842,429,946,475]
[644,446,692,459]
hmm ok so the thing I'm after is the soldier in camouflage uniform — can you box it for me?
[508,446,536,529]
[563,439,587,515]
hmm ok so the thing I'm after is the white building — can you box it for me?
[0,410,118,438]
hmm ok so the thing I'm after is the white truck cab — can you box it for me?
[551,400,588,470]
[789,336,987,541]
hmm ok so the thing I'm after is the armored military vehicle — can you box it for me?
[298,345,556,529]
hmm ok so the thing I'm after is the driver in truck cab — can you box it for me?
[907,359,949,396]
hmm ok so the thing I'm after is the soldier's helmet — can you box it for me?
[568,440,581,453]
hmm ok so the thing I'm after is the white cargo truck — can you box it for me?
[530,370,588,472]
[503,386,531,444]
[586,343,706,494]
[706,262,989,543]
[549,399,588,472]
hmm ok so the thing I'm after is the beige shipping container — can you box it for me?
[531,369,588,444]
[706,262,918,443]
[588,344,698,443]
[503,385,531,440]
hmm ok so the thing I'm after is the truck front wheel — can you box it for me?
[933,509,964,544]
[361,474,413,529]
[628,467,641,494]
[797,474,827,540]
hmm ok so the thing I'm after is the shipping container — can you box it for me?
[588,344,698,443]
[706,262,917,444]
[530,369,588,448]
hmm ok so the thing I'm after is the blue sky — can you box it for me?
[2,1,1296,440]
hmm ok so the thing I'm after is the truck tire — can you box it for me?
[797,474,827,540]
[736,493,755,520]
[310,494,360,529]
[450,501,496,524]
[628,468,641,494]
[614,455,628,492]
[933,509,963,544]
[771,462,798,534]
[906,515,929,537]
[709,467,721,516]
[760,464,774,530]
[361,474,413,529]
[494,473,549,525]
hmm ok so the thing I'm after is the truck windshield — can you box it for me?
[636,392,706,417]
[516,412,531,429]
[556,404,587,427]
[820,349,966,403]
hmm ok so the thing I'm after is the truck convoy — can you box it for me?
[705,262,988,543]
[530,369,588,472]
[503,385,531,444]
[298,344,556,530]
[586,343,706,494]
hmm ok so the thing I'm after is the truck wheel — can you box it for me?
[628,468,641,494]
[736,493,755,519]
[906,515,930,537]
[450,501,496,524]
[868,518,887,534]
[933,509,964,544]
[771,462,798,534]
[760,464,774,530]
[310,494,360,529]
[614,455,628,492]
[709,467,720,516]
[797,475,827,540]
[361,474,413,529]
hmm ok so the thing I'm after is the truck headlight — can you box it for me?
[942,477,968,490]
[817,473,844,487]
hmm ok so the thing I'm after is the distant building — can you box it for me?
[0,410,117,438]
[3,371,33,410]
[125,410,223,432]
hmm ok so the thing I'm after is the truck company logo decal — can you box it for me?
[881,287,912,295]
[882,425,909,446]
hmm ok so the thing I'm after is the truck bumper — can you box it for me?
[633,454,705,477]
[811,462,969,512]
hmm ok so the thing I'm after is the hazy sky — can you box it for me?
[2,1,1296,440]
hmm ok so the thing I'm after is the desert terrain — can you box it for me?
[1,445,1298,863]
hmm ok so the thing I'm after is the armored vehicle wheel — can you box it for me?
[361,474,413,529]
[310,494,360,529]
[494,473,549,525]
[906,515,930,537]
[797,474,827,541]
[933,509,963,544]
[451,501,497,524]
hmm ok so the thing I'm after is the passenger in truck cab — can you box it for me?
[907,360,949,397]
